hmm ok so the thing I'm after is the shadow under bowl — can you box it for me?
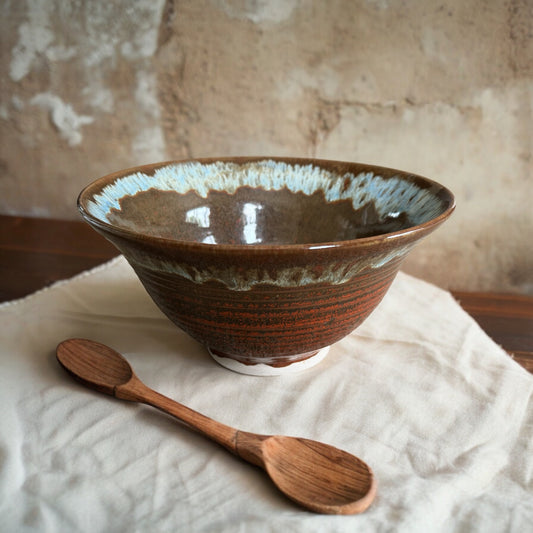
[78,157,455,375]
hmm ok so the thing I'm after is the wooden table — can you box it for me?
[1,214,532,373]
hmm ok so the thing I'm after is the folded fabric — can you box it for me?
[0,256,531,532]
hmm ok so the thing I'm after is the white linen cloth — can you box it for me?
[0,256,531,532]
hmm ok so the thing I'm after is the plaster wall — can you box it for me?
[0,0,532,293]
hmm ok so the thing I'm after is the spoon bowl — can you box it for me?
[261,436,375,514]
[56,338,376,515]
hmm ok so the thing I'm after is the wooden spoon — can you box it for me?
[56,338,376,515]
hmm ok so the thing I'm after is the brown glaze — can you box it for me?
[129,246,401,362]
[78,157,455,371]
[108,187,413,245]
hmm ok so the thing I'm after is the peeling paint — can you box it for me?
[30,93,94,146]
[82,80,114,113]
[0,105,9,121]
[218,0,300,24]
[132,126,166,162]
[134,70,161,120]
[281,67,341,101]
[10,3,54,81]
[11,96,25,111]
[120,31,159,60]
[131,68,166,161]
[45,44,77,62]
[420,27,451,62]
[79,0,165,66]
[366,0,390,10]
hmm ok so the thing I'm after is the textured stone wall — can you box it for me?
[1,0,532,293]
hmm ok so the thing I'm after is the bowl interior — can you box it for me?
[82,159,452,246]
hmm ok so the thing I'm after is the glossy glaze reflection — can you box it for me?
[107,187,414,246]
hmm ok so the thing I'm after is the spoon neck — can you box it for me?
[234,431,269,468]
[115,376,240,455]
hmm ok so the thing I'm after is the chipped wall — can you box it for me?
[0,0,532,293]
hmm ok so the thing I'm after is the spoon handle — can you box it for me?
[114,374,262,461]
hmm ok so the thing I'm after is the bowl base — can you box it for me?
[208,346,330,376]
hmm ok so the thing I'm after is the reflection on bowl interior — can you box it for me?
[87,160,446,246]
[107,188,413,245]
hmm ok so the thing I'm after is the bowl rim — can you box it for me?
[77,156,455,252]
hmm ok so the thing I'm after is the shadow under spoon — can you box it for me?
[56,338,376,515]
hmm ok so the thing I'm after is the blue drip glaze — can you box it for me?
[86,160,443,226]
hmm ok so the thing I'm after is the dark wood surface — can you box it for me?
[1,214,532,373]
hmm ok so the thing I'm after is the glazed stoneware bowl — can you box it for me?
[78,157,455,375]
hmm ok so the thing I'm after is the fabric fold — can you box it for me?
[0,257,531,532]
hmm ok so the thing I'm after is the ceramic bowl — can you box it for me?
[78,157,455,375]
